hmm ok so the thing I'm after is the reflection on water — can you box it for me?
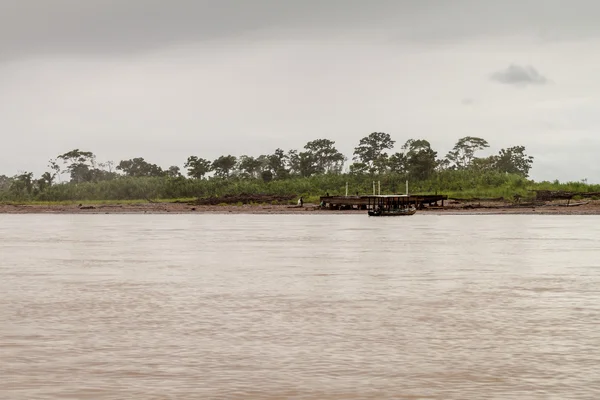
[1,214,600,399]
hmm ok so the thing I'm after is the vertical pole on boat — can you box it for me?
[345,182,348,197]
[378,181,381,195]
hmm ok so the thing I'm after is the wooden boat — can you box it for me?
[366,195,417,217]
[368,207,416,217]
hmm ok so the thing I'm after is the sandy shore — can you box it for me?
[2,200,600,215]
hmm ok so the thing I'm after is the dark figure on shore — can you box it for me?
[298,196,304,207]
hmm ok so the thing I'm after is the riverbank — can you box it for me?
[2,200,600,215]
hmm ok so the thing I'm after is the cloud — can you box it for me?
[0,0,401,61]
[1,1,600,184]
[2,0,600,61]
[490,64,549,86]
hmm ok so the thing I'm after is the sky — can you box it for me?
[1,0,600,183]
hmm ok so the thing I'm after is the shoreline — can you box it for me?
[2,201,600,215]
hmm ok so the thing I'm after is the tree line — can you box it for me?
[1,133,534,197]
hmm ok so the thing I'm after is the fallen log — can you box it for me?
[559,201,590,207]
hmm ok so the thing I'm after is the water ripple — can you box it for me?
[1,214,600,399]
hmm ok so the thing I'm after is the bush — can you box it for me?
[3,171,599,203]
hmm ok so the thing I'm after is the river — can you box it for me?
[1,214,599,399]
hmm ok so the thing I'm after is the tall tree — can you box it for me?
[98,160,115,173]
[10,172,34,195]
[445,136,490,169]
[48,159,61,182]
[117,158,164,177]
[0,175,11,191]
[167,166,182,178]
[388,152,407,174]
[494,146,534,177]
[237,155,263,179]
[267,148,289,179]
[56,149,97,183]
[92,168,118,182]
[212,155,237,178]
[184,156,212,179]
[288,150,318,178]
[352,132,395,174]
[402,139,438,180]
[40,171,54,186]
[303,139,346,174]
[436,158,451,171]
[34,172,55,194]
[349,162,368,175]
[470,156,498,172]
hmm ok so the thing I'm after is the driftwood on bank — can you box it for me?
[457,202,545,210]
[533,190,600,201]
[558,201,590,207]
[448,197,505,202]
[191,193,296,205]
[450,191,600,209]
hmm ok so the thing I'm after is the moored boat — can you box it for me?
[366,195,417,217]
[368,207,416,217]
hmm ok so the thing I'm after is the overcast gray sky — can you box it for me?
[1,0,599,182]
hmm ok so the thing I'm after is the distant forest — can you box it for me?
[0,133,596,202]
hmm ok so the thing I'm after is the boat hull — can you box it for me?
[368,209,416,217]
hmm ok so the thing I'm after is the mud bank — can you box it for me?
[2,200,600,215]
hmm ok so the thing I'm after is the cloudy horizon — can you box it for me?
[2,0,600,183]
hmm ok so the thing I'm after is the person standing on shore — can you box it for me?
[298,196,304,207]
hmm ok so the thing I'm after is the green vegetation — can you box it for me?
[1,134,598,203]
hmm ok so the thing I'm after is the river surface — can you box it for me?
[1,214,600,399]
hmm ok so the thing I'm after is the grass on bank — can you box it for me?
[1,171,599,204]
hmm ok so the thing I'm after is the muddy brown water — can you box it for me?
[1,214,600,399]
